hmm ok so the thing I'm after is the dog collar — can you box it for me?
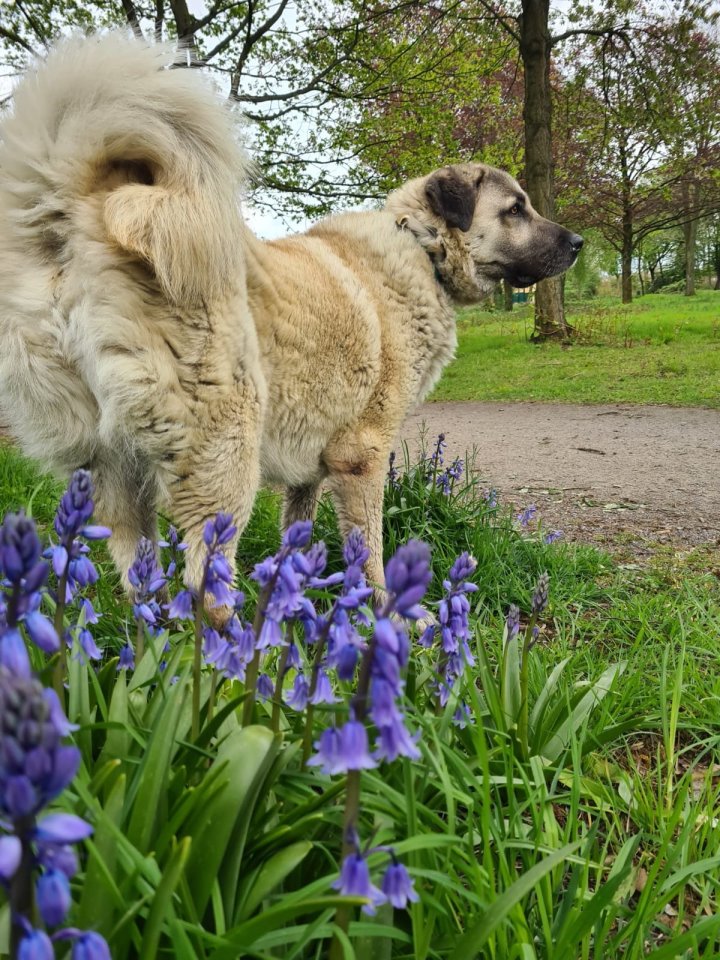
[395,219,446,287]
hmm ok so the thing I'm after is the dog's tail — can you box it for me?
[0,33,247,305]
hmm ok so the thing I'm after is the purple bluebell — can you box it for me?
[0,669,82,819]
[70,931,112,960]
[382,859,419,909]
[36,843,78,880]
[285,673,309,711]
[506,604,520,640]
[203,512,236,548]
[128,537,166,626]
[343,528,370,569]
[483,488,498,509]
[0,834,21,881]
[257,672,274,701]
[333,852,386,915]
[77,627,102,662]
[543,529,563,545]
[18,929,54,960]
[309,668,339,704]
[37,868,71,926]
[386,450,399,487]
[117,643,135,671]
[48,472,110,602]
[168,589,194,621]
[282,520,313,549]
[384,540,432,618]
[532,572,550,614]
[516,504,537,528]
[307,726,345,775]
[0,513,59,660]
[339,720,376,770]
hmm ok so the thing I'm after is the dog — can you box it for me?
[244,162,583,596]
[0,33,266,596]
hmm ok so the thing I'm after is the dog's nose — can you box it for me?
[569,233,584,254]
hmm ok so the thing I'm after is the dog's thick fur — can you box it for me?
[0,34,265,592]
[245,163,582,593]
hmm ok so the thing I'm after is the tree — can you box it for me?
[556,7,720,303]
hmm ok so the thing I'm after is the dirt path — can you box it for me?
[399,402,720,557]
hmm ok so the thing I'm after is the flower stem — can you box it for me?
[52,568,68,706]
[271,623,294,734]
[9,815,35,958]
[517,611,538,761]
[242,561,284,726]
[135,616,145,666]
[191,579,207,742]
[301,617,334,765]
[207,667,218,727]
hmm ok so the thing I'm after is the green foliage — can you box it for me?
[4,437,720,956]
[434,290,720,405]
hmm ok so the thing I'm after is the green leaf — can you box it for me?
[239,841,312,919]
[126,670,189,853]
[501,623,522,729]
[452,841,582,960]
[139,836,191,960]
[76,772,127,933]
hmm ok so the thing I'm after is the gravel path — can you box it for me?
[399,402,720,557]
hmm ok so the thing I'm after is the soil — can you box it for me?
[399,401,720,561]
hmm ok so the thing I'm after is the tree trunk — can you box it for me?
[681,179,698,297]
[637,257,645,297]
[520,0,571,341]
[503,279,514,311]
[619,143,633,304]
[714,242,720,289]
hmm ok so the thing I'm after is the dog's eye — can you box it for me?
[508,203,521,216]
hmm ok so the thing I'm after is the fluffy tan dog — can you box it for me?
[0,34,265,593]
[245,164,582,593]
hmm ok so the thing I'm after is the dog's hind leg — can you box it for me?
[168,382,262,622]
[283,484,321,532]
[324,429,388,600]
[90,448,160,592]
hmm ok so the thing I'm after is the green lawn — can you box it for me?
[433,289,720,406]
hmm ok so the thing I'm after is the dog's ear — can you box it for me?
[425,169,483,232]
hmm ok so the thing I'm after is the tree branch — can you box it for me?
[121,0,146,40]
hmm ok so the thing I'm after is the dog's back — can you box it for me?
[0,33,250,472]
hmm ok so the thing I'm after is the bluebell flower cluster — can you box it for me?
[543,529,563,545]
[128,538,166,627]
[47,471,110,604]
[386,450,399,488]
[516,504,538,528]
[0,667,109,958]
[333,835,419,915]
[0,512,59,676]
[421,551,478,707]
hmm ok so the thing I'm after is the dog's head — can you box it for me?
[385,162,583,304]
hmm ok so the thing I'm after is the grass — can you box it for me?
[433,289,720,406]
[4,436,720,956]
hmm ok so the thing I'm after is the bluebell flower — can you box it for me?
[36,843,78,879]
[382,859,419,908]
[18,928,54,960]
[384,540,432,618]
[70,931,112,960]
[0,834,21,881]
[532,572,550,614]
[386,451,399,488]
[333,852,386,915]
[168,589,194,621]
[506,604,520,640]
[344,528,370,569]
[203,512,236,547]
[307,727,346,775]
[0,669,82,819]
[128,537,166,626]
[37,868,72,926]
[117,643,135,671]
[309,667,339,705]
[516,504,537,528]
[544,529,563,545]
[374,714,421,763]
[339,720,376,770]
[483,488,498,509]
[285,673,309,711]
[282,520,313,549]
[257,672,274,701]
[0,513,59,660]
